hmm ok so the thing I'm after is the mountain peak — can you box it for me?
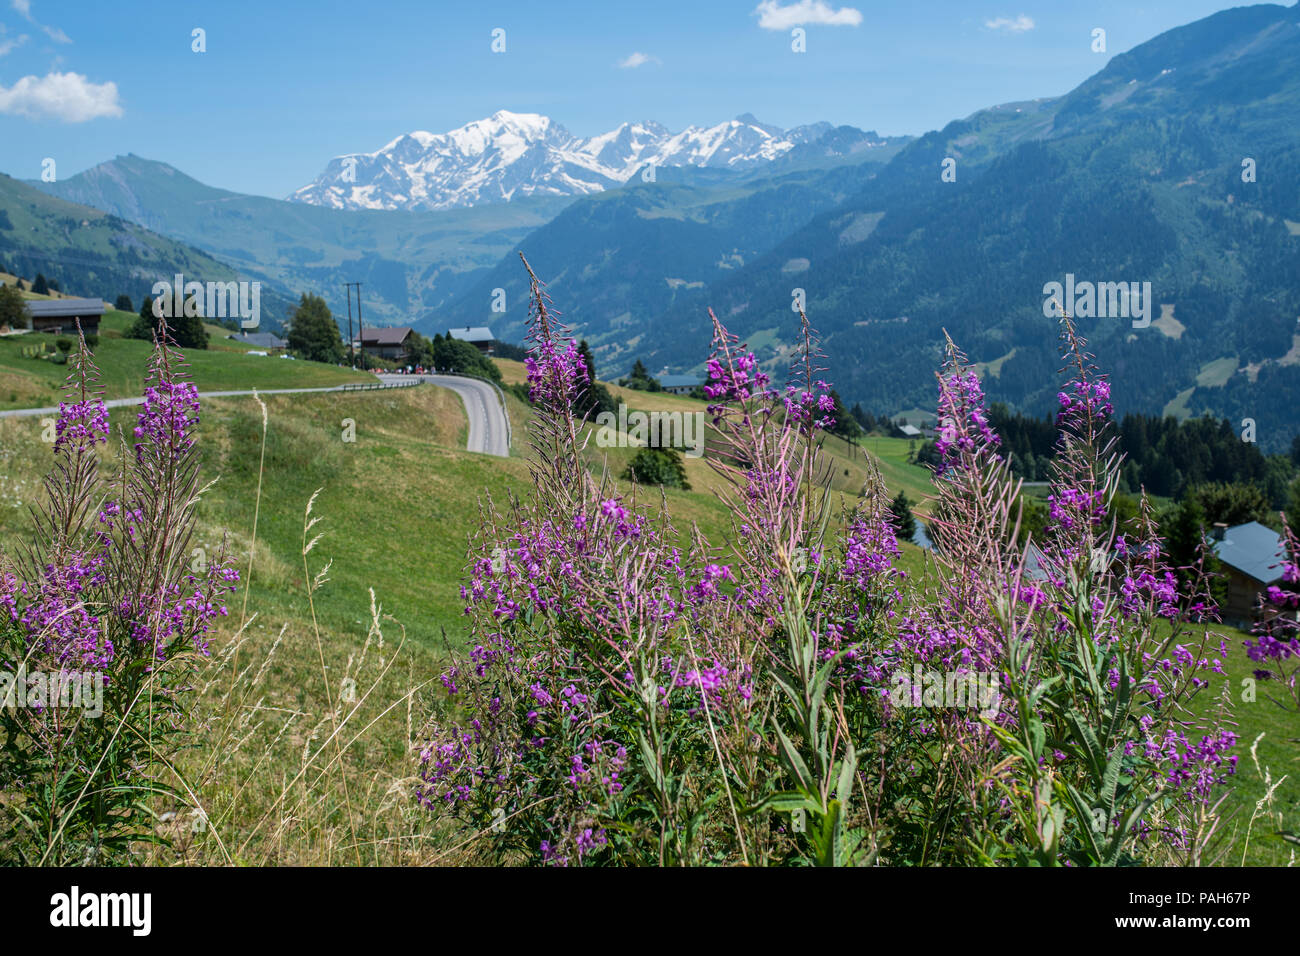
[289,112,849,211]
[488,109,551,129]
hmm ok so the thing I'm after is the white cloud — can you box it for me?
[0,25,29,57]
[11,1,71,43]
[618,51,660,68]
[754,0,862,30]
[0,72,122,121]
[984,15,1035,33]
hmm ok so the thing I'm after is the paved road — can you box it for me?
[377,374,510,457]
[0,383,371,420]
[0,375,512,458]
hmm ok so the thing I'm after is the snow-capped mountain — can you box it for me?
[289,110,881,211]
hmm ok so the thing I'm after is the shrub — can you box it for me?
[621,447,690,490]
[414,261,1237,867]
[887,489,916,541]
[432,335,500,381]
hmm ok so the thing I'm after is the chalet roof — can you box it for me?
[659,374,701,388]
[447,326,494,343]
[25,298,105,317]
[360,326,413,346]
[898,424,922,437]
[232,332,287,349]
[1213,521,1288,584]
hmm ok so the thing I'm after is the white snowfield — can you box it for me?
[288,109,875,211]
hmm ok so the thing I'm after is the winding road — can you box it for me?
[376,373,511,457]
[0,374,512,458]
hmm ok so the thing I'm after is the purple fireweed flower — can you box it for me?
[18,552,113,670]
[1245,520,1300,663]
[1056,378,1113,427]
[1121,570,1180,619]
[133,380,201,460]
[933,368,1001,478]
[1047,487,1106,533]
[54,398,109,452]
[705,350,770,405]
[525,338,588,408]
[415,291,1240,866]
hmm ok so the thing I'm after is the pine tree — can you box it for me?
[578,339,599,382]
[172,296,209,349]
[32,273,49,295]
[575,339,616,417]
[286,293,344,364]
[126,295,207,348]
[888,490,917,542]
[0,282,31,330]
[127,297,156,341]
[827,389,861,442]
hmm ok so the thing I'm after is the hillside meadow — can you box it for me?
[0,347,1293,864]
[0,306,372,410]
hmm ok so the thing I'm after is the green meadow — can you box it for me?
[0,348,1292,864]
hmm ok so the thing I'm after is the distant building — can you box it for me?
[659,374,701,395]
[894,412,937,438]
[229,331,287,350]
[447,326,495,354]
[22,298,104,336]
[1212,521,1289,626]
[356,326,414,361]
[898,424,923,438]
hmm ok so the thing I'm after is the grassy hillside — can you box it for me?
[0,172,300,320]
[0,351,1291,863]
[432,157,900,374]
[30,154,574,327]
[0,307,372,410]
[628,5,1300,449]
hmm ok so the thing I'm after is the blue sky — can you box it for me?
[0,0,1261,198]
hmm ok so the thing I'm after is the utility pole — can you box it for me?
[343,282,354,368]
[344,281,363,369]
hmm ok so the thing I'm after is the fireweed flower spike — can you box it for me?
[416,269,1239,867]
[517,253,596,511]
[1042,313,1121,569]
[0,321,238,863]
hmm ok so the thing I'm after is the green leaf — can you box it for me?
[1063,782,1104,863]
[748,791,823,815]
[835,748,858,808]
[1065,712,1105,781]
[1100,743,1125,813]
[773,721,816,793]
